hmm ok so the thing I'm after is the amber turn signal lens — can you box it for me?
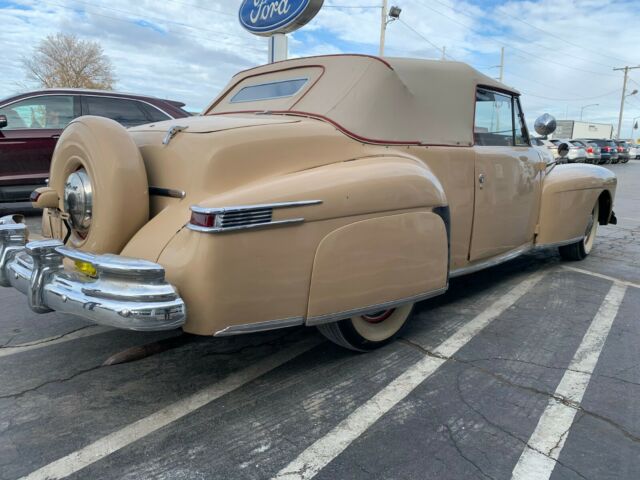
[74,260,97,277]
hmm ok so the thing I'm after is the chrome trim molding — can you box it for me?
[188,200,322,233]
[0,230,186,331]
[305,288,448,327]
[535,236,584,249]
[214,316,304,337]
[149,187,186,199]
[191,200,322,214]
[450,237,586,279]
[450,244,532,279]
[188,218,305,233]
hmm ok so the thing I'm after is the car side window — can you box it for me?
[0,95,75,130]
[83,96,150,127]
[138,102,171,122]
[474,88,514,146]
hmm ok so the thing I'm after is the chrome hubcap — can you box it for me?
[63,169,93,234]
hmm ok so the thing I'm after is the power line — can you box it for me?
[65,0,257,46]
[397,16,621,104]
[164,0,236,17]
[39,0,266,54]
[427,0,616,69]
[414,0,619,78]
[398,19,452,59]
[492,4,637,66]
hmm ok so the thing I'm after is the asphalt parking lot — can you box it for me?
[1,162,639,480]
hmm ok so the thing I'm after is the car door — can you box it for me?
[470,88,544,261]
[0,94,79,192]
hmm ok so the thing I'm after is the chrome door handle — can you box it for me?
[478,173,485,188]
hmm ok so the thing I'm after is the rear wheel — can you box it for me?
[559,201,599,261]
[317,303,413,351]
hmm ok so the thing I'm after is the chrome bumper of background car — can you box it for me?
[0,220,186,331]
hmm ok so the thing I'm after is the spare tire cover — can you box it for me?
[49,115,149,254]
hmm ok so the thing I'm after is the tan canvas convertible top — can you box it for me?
[205,54,517,146]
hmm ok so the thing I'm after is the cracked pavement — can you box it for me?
[1,162,639,479]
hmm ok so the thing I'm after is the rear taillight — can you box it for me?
[618,147,623,152]
[190,211,216,228]
[587,147,593,153]
[603,147,610,152]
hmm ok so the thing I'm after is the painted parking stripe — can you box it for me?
[19,336,322,480]
[273,272,546,480]
[0,326,112,358]
[563,265,640,289]
[510,282,627,480]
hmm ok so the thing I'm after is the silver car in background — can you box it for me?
[571,140,601,164]
[531,137,568,163]
[550,138,586,163]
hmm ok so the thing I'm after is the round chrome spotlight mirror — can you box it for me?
[63,169,93,234]
[534,113,557,136]
[557,142,570,158]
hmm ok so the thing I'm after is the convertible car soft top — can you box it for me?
[205,54,514,146]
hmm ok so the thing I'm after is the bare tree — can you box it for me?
[23,33,116,90]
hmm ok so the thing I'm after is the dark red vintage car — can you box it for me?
[0,89,190,206]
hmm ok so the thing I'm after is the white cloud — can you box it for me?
[1,0,639,130]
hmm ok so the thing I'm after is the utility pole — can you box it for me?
[613,65,640,139]
[498,47,504,83]
[379,0,388,57]
[441,46,446,60]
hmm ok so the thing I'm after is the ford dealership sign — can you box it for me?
[239,0,324,36]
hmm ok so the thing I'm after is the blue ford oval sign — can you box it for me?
[239,0,324,37]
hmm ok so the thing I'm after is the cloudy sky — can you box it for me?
[1,0,640,135]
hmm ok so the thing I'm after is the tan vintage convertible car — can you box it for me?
[0,55,617,351]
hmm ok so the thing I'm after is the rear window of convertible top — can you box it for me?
[230,78,308,103]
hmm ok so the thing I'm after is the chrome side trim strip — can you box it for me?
[188,218,304,233]
[214,316,305,337]
[149,187,186,199]
[535,236,584,249]
[305,287,448,327]
[450,243,533,279]
[450,237,585,279]
[191,200,322,215]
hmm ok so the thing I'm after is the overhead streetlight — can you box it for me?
[580,103,599,121]
[379,1,401,56]
[388,5,402,20]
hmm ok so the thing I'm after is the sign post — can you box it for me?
[239,0,324,64]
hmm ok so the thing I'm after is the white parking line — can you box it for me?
[273,272,546,480]
[511,282,627,480]
[19,336,322,480]
[0,326,112,358]
[562,265,640,289]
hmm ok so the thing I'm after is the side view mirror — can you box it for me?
[0,115,7,129]
[557,142,570,158]
[534,113,557,136]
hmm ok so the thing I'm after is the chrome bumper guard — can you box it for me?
[0,221,186,331]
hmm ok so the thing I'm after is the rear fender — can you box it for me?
[536,164,617,246]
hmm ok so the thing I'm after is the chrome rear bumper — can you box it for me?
[0,220,186,331]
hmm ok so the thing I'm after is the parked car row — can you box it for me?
[0,88,190,204]
[531,136,638,164]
